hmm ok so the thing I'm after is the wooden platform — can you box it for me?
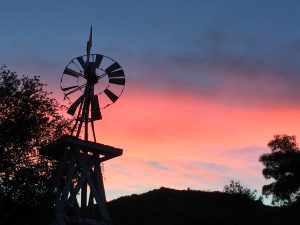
[40,135,123,161]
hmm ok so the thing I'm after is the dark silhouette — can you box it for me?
[259,134,300,205]
[40,27,125,225]
[1,186,300,225]
[0,65,70,207]
[223,180,261,201]
[108,187,300,225]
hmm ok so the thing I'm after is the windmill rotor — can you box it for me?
[60,27,125,140]
[61,54,125,109]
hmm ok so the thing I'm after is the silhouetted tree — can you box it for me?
[223,180,260,201]
[259,134,300,205]
[0,65,70,206]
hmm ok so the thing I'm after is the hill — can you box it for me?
[108,187,300,225]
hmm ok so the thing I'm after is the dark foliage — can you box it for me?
[223,179,260,201]
[0,192,51,225]
[1,186,300,225]
[108,187,300,225]
[259,134,300,205]
[0,65,70,207]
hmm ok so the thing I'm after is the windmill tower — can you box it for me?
[41,27,125,225]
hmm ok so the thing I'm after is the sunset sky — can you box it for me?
[1,0,300,203]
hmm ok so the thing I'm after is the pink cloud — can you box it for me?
[88,82,300,200]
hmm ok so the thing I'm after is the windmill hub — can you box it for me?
[84,67,98,84]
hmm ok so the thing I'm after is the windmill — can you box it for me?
[41,27,124,225]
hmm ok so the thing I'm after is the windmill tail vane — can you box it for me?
[86,26,92,64]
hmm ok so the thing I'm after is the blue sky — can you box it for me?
[1,0,300,203]
[2,0,300,101]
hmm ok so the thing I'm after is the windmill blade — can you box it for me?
[109,77,125,85]
[86,26,93,67]
[91,95,102,120]
[104,89,119,103]
[67,95,84,115]
[62,85,79,92]
[64,68,83,78]
[105,62,121,74]
[76,56,86,70]
[108,70,124,78]
[64,83,86,97]
[94,54,103,68]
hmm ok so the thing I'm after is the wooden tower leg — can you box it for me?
[50,147,113,225]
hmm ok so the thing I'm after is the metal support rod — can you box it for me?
[71,100,84,136]
[91,120,97,142]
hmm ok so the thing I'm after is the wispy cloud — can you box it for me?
[182,160,231,173]
[147,160,171,172]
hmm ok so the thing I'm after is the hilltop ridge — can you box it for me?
[108,187,300,225]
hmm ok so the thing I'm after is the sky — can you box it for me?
[1,0,300,203]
